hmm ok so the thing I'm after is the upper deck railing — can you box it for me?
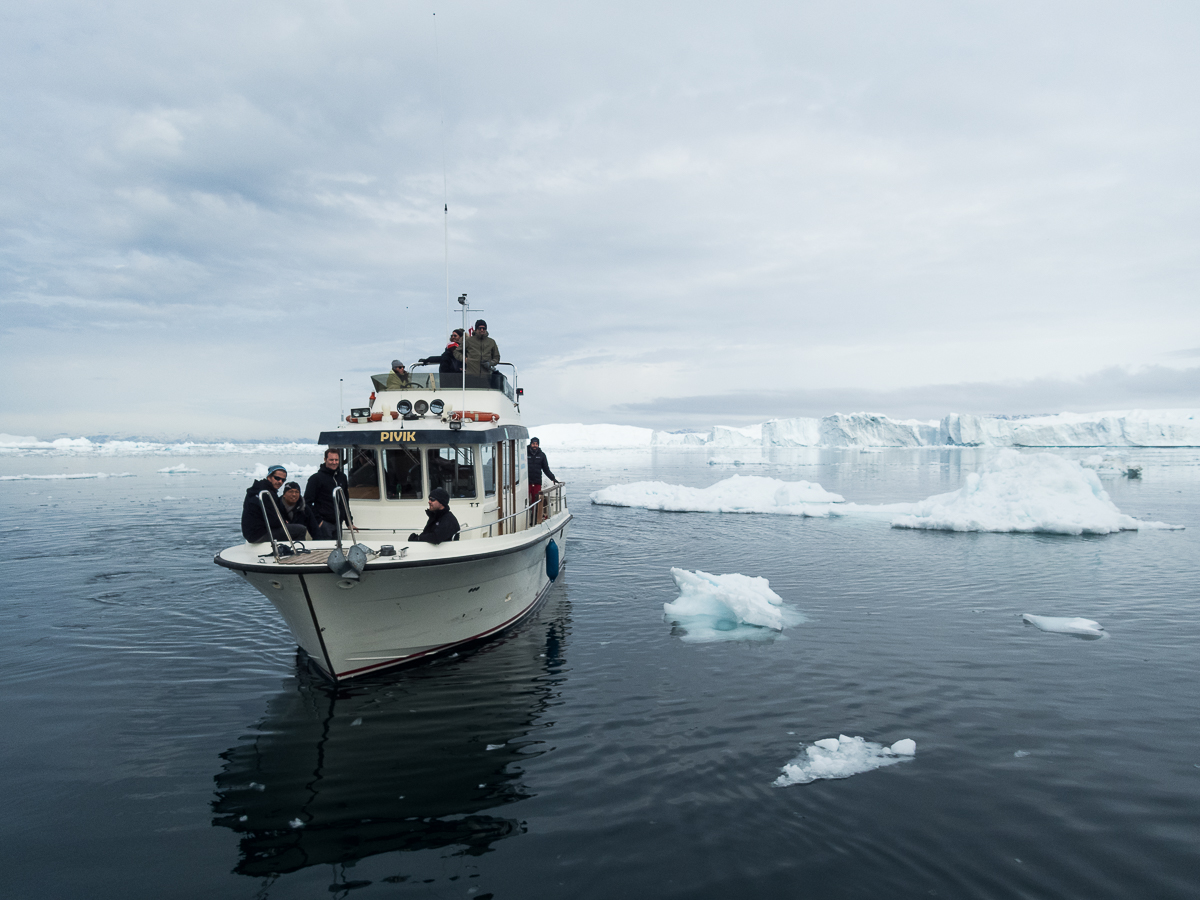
[370,364,517,403]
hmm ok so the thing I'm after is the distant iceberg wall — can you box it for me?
[643,409,1200,450]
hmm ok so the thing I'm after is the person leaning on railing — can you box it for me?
[418,329,464,373]
[241,465,307,544]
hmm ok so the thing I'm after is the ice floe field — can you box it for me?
[3,425,1200,899]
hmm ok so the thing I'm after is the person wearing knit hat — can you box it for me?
[454,319,500,378]
[385,359,412,391]
[527,437,559,510]
[240,465,307,544]
[409,486,460,544]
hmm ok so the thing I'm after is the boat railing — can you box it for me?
[331,486,360,551]
[457,481,567,539]
[257,489,300,561]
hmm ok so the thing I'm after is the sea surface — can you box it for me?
[2,447,1199,899]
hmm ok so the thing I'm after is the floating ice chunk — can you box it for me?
[1022,614,1108,639]
[892,450,1182,534]
[1014,750,1030,758]
[664,568,805,642]
[773,734,916,786]
[0,472,134,481]
[350,717,363,726]
[485,744,505,751]
[289,818,305,829]
[157,465,198,474]
[591,474,845,516]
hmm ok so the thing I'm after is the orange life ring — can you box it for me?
[449,410,500,423]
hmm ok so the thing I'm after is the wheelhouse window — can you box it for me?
[347,449,380,499]
[383,448,424,500]
[427,446,476,499]
[480,444,496,497]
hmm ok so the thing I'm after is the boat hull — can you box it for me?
[233,513,569,680]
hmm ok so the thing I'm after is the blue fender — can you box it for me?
[546,539,560,582]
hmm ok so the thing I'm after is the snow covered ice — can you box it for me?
[591,474,845,515]
[663,568,805,642]
[891,450,1180,534]
[773,734,916,786]
[1022,614,1108,639]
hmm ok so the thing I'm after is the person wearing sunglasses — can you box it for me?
[241,465,307,544]
[418,329,465,374]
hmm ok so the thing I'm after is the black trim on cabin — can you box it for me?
[316,424,529,447]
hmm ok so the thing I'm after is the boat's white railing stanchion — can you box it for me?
[256,490,301,561]
[457,481,566,539]
[331,486,359,552]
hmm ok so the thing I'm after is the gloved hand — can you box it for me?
[481,360,494,372]
[408,533,419,542]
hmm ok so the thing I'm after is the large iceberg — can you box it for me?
[663,568,804,642]
[640,408,1200,449]
[891,450,1179,534]
[773,734,916,786]
[590,474,845,515]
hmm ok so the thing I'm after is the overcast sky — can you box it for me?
[3,1,1199,439]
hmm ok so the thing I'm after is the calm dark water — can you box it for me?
[2,448,1199,898]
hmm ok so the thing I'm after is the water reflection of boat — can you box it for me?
[211,601,568,877]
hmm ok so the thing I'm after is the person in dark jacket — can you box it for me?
[279,481,319,537]
[418,329,464,374]
[408,487,460,544]
[527,437,559,502]
[242,465,307,543]
[305,449,351,540]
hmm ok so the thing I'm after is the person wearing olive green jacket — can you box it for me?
[454,320,500,376]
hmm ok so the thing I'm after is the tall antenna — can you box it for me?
[433,12,450,338]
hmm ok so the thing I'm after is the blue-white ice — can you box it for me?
[664,568,805,642]
[0,472,134,481]
[593,451,1181,534]
[1022,614,1108,639]
[591,474,845,515]
[892,450,1179,534]
[157,465,199,474]
[773,734,916,786]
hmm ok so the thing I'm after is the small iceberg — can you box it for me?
[891,450,1181,534]
[664,568,804,642]
[773,734,916,786]
[591,474,845,516]
[1021,613,1108,640]
[157,465,199,474]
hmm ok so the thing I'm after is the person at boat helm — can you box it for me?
[418,329,464,374]
[305,449,351,540]
[454,319,500,377]
[408,487,460,544]
[527,437,559,505]
[384,360,412,390]
[280,481,319,538]
[241,465,307,544]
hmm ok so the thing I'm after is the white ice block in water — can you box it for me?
[1022,614,1108,639]
[663,568,805,642]
[773,734,916,786]
[891,450,1182,534]
[591,474,845,516]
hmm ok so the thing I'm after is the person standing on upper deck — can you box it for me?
[454,319,500,377]
[419,329,464,374]
[305,448,351,540]
[527,437,559,503]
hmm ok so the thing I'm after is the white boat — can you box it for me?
[215,363,570,681]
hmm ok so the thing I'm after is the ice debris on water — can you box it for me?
[664,568,805,642]
[1022,614,1108,639]
[289,818,305,829]
[773,734,916,786]
[248,782,265,792]
[350,718,363,726]
[1014,750,1030,758]
[590,474,845,516]
[892,450,1180,534]
[485,744,505,751]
